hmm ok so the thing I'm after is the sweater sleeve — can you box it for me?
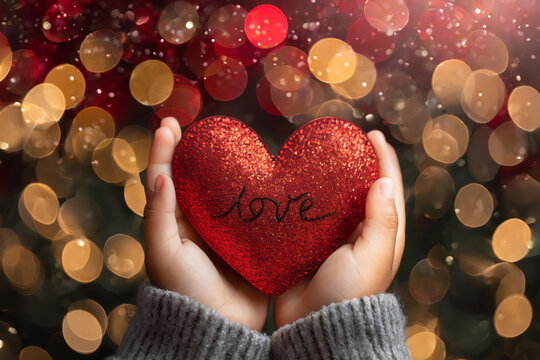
[109,283,270,360]
[270,293,410,360]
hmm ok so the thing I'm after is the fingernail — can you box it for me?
[155,174,165,193]
[379,178,394,199]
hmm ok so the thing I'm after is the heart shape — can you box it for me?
[172,116,378,296]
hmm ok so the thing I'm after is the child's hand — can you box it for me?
[273,130,406,328]
[143,117,269,331]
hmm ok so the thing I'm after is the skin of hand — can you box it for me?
[143,117,269,331]
[273,130,406,328]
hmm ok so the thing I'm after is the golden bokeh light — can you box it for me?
[62,309,102,354]
[44,64,86,109]
[397,96,430,144]
[494,295,532,338]
[21,83,65,127]
[103,234,145,279]
[19,346,53,360]
[266,65,309,92]
[208,5,247,48]
[72,126,107,163]
[461,69,505,124]
[485,263,526,305]
[124,178,146,217]
[467,126,500,183]
[71,106,115,138]
[33,218,66,242]
[432,59,472,109]
[454,183,493,228]
[23,121,61,159]
[158,1,199,44]
[414,166,455,219]
[61,238,103,283]
[364,0,409,35]
[1,245,43,295]
[69,299,108,336]
[129,60,174,106]
[308,38,357,84]
[269,76,314,117]
[331,53,376,99]
[58,197,101,238]
[79,29,123,73]
[492,218,531,263]
[466,30,509,74]
[422,114,469,164]
[264,46,309,75]
[315,99,355,122]
[407,331,446,360]
[409,259,450,305]
[507,85,540,132]
[0,32,12,82]
[92,138,131,184]
[488,121,528,167]
[21,183,59,225]
[0,228,20,254]
[0,103,31,152]
[115,125,152,173]
[107,304,136,345]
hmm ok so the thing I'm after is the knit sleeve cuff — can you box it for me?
[270,293,410,359]
[115,283,270,360]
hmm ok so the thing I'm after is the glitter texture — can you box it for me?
[172,116,378,295]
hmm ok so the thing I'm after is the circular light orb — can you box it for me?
[264,46,309,75]
[153,75,202,126]
[409,258,450,304]
[0,103,31,153]
[208,5,247,49]
[308,38,357,84]
[364,0,410,35]
[467,126,500,183]
[488,121,528,167]
[130,60,174,106]
[422,114,469,164]
[21,83,65,127]
[494,295,532,338]
[432,59,472,109]
[315,99,355,122]
[270,77,314,117]
[92,138,131,184]
[466,30,509,74]
[58,197,101,238]
[461,69,506,124]
[68,299,108,336]
[331,53,376,100]
[492,218,531,263]
[61,238,103,283]
[107,304,137,345]
[158,1,199,45]
[72,126,107,163]
[124,179,146,217]
[23,121,61,159]
[0,31,12,82]
[79,29,123,73]
[414,166,455,219]
[115,125,152,173]
[244,5,288,49]
[21,183,59,225]
[396,96,430,144]
[346,18,395,63]
[266,65,309,92]
[454,183,493,228]
[103,234,145,279]
[71,106,115,138]
[45,64,86,109]
[1,245,43,295]
[62,309,102,354]
[4,49,39,95]
[204,56,248,101]
[508,85,540,132]
[407,332,446,360]
[19,346,52,360]
[374,71,420,124]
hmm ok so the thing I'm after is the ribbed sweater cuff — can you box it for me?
[114,283,270,360]
[270,293,410,359]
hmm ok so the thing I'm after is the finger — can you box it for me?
[367,131,405,275]
[353,177,398,271]
[144,174,183,267]
[146,120,182,196]
[161,116,182,143]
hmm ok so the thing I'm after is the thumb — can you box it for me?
[353,177,398,269]
[144,174,182,271]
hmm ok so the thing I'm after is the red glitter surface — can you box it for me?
[172,116,379,295]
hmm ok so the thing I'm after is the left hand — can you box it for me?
[273,130,406,328]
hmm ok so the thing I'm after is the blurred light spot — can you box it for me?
[308,38,357,84]
[79,30,123,73]
[158,1,199,45]
[507,85,540,132]
[454,183,493,228]
[45,64,86,109]
[422,114,468,164]
[488,121,528,166]
[409,258,450,304]
[414,166,455,219]
[130,60,174,106]
[107,304,136,345]
[492,218,531,262]
[58,197,101,238]
[465,30,508,74]
[494,295,532,338]
[62,309,102,354]
[432,59,472,109]
[103,234,144,279]
[461,69,505,124]
[62,238,103,283]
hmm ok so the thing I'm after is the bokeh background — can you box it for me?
[0,0,539,358]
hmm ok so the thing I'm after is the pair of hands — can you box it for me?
[144,117,405,331]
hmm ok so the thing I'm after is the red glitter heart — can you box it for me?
[172,116,379,296]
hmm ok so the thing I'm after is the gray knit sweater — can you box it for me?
[110,284,410,359]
